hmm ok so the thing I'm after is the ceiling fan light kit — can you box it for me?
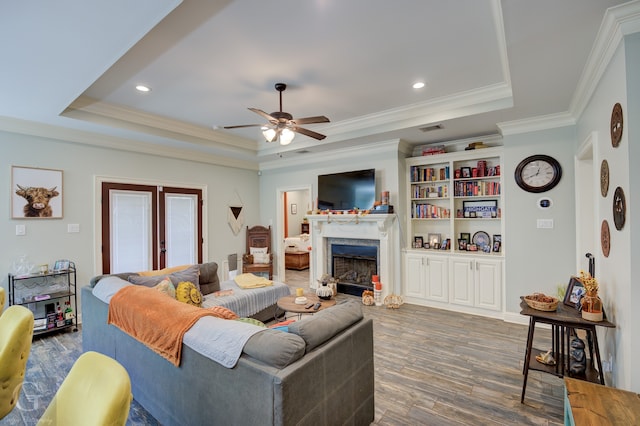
[224,83,330,144]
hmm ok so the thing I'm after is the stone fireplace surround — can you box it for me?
[307,214,398,300]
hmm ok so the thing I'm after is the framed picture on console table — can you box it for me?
[563,276,584,308]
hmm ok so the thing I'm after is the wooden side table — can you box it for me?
[519,297,614,403]
[564,377,640,425]
[277,293,336,319]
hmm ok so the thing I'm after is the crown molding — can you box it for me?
[0,116,259,171]
[497,111,575,136]
[64,96,258,152]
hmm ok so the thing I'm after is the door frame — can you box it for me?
[94,176,208,276]
[575,131,598,273]
[276,185,312,283]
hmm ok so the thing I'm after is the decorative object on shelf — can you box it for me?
[601,220,610,258]
[492,234,502,253]
[579,270,603,322]
[11,166,64,219]
[535,349,556,366]
[610,102,623,147]
[523,293,559,311]
[413,236,423,248]
[600,159,609,197]
[361,290,375,306]
[514,154,562,193]
[383,293,403,309]
[427,233,441,247]
[472,231,490,250]
[463,199,498,218]
[569,337,587,376]
[613,186,626,230]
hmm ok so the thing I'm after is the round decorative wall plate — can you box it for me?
[600,159,609,197]
[611,103,623,147]
[601,220,610,258]
[613,186,626,230]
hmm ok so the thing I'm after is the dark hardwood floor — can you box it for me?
[3,274,564,425]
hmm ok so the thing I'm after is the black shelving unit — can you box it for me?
[8,262,78,335]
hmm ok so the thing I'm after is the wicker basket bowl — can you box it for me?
[524,293,559,311]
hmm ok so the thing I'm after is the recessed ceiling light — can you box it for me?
[412,82,425,89]
[135,85,151,93]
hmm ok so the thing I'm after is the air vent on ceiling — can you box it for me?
[295,149,311,154]
[419,124,444,132]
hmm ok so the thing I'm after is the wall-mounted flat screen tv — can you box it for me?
[317,169,376,211]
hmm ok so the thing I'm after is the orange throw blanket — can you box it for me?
[108,285,216,366]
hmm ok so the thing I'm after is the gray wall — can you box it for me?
[0,131,260,313]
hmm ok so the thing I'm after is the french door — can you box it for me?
[101,182,203,274]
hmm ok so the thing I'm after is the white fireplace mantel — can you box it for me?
[307,214,399,298]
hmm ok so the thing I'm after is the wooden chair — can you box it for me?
[242,225,273,279]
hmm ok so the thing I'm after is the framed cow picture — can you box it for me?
[11,166,63,219]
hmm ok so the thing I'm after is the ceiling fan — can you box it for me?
[224,83,330,145]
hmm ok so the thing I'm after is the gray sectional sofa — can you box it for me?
[82,265,374,426]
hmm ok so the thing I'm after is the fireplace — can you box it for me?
[331,243,378,296]
[307,214,398,300]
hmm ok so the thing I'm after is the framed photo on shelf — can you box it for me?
[461,167,472,178]
[460,233,471,244]
[53,259,69,271]
[492,234,502,253]
[458,239,467,250]
[563,276,584,308]
[427,233,441,247]
[413,236,424,249]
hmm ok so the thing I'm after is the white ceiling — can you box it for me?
[0,0,631,166]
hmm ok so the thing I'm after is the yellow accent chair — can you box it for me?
[0,286,5,315]
[0,305,35,419]
[38,351,132,426]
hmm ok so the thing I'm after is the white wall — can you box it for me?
[576,33,638,391]
[285,190,308,237]
[502,127,578,314]
[0,131,260,313]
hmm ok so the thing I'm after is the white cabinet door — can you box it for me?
[425,255,448,302]
[404,253,426,299]
[450,258,473,306]
[475,258,502,311]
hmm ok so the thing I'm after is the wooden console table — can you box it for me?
[564,377,640,425]
[519,297,614,403]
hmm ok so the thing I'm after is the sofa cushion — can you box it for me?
[138,264,190,277]
[242,329,306,368]
[235,317,267,327]
[198,262,220,295]
[128,265,201,290]
[288,300,363,352]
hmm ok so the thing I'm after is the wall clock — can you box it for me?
[514,154,562,193]
[600,159,609,197]
[613,186,626,230]
[601,220,610,258]
[610,103,623,147]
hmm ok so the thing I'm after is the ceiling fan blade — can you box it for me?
[248,108,278,123]
[291,115,330,125]
[292,126,326,140]
[223,124,263,129]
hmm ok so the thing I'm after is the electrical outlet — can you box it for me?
[602,354,613,372]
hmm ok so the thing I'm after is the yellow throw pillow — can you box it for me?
[152,277,176,298]
[175,281,203,307]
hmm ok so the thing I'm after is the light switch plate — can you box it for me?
[537,219,554,229]
[16,224,26,236]
[67,223,80,233]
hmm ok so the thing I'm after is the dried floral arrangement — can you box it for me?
[579,270,599,293]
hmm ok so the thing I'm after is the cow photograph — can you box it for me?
[11,166,63,219]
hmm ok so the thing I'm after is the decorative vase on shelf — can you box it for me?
[316,282,333,300]
[581,291,603,322]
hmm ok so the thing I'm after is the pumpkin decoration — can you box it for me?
[384,293,403,309]
[362,290,375,306]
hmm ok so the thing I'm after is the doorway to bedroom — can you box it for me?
[283,188,311,288]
